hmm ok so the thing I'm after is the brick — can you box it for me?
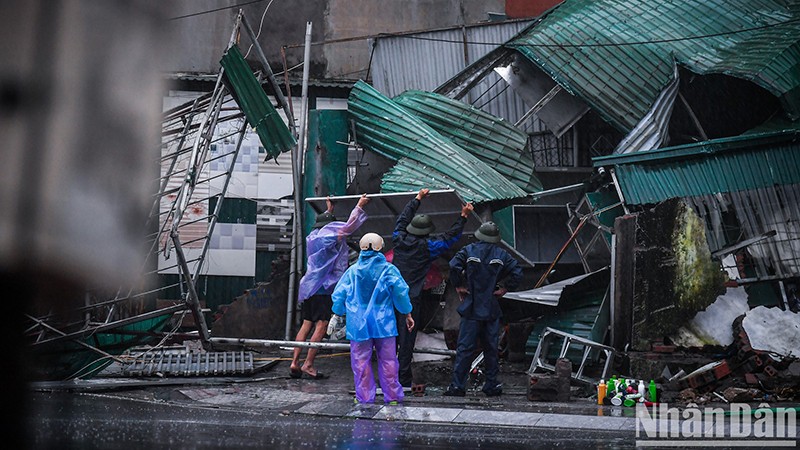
[713,361,731,380]
[744,373,759,385]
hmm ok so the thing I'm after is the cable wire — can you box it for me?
[244,0,277,58]
[283,16,800,49]
[168,0,267,21]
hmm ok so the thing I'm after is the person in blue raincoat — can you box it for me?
[444,221,522,397]
[392,187,473,387]
[290,194,369,379]
[332,232,415,404]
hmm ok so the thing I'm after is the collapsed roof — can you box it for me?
[507,0,800,134]
[348,80,541,203]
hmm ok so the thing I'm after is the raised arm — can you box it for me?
[428,202,473,259]
[337,194,369,238]
[393,188,428,236]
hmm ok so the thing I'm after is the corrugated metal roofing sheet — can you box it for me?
[347,80,528,203]
[220,45,296,160]
[505,266,609,306]
[370,19,548,131]
[509,0,800,132]
[393,90,542,192]
[593,130,800,205]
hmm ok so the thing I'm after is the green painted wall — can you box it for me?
[302,109,350,238]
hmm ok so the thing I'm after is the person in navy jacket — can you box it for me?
[392,188,473,387]
[444,221,522,397]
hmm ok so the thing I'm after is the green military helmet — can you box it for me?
[313,211,337,229]
[406,214,436,236]
[475,221,502,243]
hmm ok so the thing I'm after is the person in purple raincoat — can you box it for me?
[290,194,369,379]
[332,232,414,405]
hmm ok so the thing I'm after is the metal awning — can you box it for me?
[504,266,609,306]
[219,45,296,160]
[306,190,536,267]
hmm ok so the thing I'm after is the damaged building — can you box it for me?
[13,0,800,406]
[338,0,800,399]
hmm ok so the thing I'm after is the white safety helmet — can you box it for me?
[359,232,384,251]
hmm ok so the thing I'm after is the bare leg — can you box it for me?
[301,320,329,376]
[291,320,314,372]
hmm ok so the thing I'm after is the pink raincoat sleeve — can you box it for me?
[297,206,367,302]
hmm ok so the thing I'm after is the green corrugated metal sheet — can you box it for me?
[509,0,800,132]
[593,130,800,205]
[348,80,528,203]
[220,45,296,160]
[393,90,542,193]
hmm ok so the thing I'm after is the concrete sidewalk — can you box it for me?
[29,346,800,443]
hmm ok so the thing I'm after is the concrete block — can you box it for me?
[528,374,569,402]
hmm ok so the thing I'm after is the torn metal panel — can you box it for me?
[347,80,528,203]
[371,19,533,98]
[505,266,609,306]
[393,90,543,192]
[306,190,536,267]
[493,55,589,138]
[508,0,800,131]
[613,65,680,154]
[220,45,296,160]
[594,130,800,280]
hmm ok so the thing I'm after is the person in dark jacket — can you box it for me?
[444,221,522,397]
[392,188,473,387]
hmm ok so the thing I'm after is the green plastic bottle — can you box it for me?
[607,375,617,396]
[648,379,657,402]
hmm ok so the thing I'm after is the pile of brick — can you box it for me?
[667,315,798,403]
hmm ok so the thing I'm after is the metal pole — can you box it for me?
[285,22,312,340]
[280,46,295,126]
[208,337,456,356]
[296,21,312,275]
[171,231,211,344]
[240,13,295,134]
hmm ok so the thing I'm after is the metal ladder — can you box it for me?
[528,327,619,384]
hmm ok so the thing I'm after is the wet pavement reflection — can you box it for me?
[26,391,636,449]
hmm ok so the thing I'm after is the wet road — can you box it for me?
[26,391,635,449]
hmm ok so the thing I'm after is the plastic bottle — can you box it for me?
[597,379,606,405]
[648,380,657,402]
[610,392,623,406]
[607,375,617,396]
[638,380,646,397]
